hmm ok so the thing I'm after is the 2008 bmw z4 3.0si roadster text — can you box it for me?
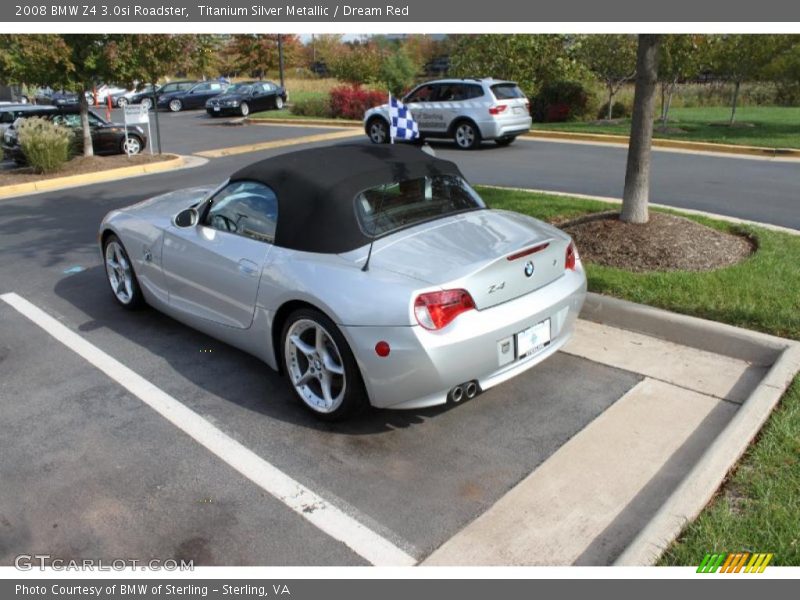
[99,145,586,420]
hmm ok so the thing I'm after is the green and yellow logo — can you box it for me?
[697,552,773,573]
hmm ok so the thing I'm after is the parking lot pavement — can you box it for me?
[104,108,341,155]
[0,301,368,566]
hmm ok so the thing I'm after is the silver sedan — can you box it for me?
[99,144,586,420]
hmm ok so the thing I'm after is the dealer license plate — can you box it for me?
[516,319,551,358]
[513,106,525,115]
[213,106,220,111]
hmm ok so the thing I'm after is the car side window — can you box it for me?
[204,181,278,244]
[263,82,276,92]
[0,112,13,124]
[405,85,436,103]
[464,85,484,99]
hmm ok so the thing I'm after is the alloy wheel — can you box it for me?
[105,241,134,305]
[284,319,346,414]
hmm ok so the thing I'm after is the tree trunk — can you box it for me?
[621,34,660,225]
[729,80,740,126]
[78,89,94,158]
[660,82,667,122]
[607,86,614,120]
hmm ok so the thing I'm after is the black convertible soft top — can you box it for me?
[229,144,464,253]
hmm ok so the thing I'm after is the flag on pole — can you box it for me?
[388,94,419,143]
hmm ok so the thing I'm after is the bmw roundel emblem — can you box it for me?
[524,261,535,277]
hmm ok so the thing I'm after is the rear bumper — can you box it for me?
[476,115,532,140]
[342,267,587,409]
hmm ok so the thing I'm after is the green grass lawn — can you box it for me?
[533,106,800,150]
[477,185,800,565]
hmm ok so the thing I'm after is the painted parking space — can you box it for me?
[1,276,641,563]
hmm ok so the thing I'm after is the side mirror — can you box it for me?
[174,207,199,228]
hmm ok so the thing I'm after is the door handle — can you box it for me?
[237,259,259,276]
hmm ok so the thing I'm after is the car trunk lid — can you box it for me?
[358,209,569,310]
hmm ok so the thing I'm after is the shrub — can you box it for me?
[378,49,418,97]
[17,117,74,173]
[531,80,596,122]
[597,100,631,120]
[329,85,386,120]
[291,96,333,118]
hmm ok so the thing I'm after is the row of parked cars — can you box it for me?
[33,79,288,117]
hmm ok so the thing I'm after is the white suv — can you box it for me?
[364,78,532,150]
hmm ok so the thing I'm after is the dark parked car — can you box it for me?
[113,84,161,109]
[158,80,227,112]
[205,81,287,117]
[43,91,81,108]
[3,107,147,164]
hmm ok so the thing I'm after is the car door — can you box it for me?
[161,180,278,329]
[88,111,117,153]
[253,83,272,111]
[404,84,445,136]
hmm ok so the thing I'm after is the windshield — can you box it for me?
[354,175,485,238]
[227,83,253,95]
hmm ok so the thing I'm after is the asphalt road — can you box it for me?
[0,109,794,566]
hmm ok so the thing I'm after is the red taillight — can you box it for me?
[524,100,530,113]
[414,289,475,330]
[489,105,507,115]
[565,242,577,271]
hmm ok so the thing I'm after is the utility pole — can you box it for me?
[278,35,285,88]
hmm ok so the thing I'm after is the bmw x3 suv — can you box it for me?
[364,78,532,150]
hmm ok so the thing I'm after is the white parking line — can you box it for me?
[0,292,416,567]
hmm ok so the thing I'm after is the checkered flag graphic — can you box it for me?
[389,95,419,142]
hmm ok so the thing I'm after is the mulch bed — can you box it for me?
[561,211,755,272]
[0,154,173,186]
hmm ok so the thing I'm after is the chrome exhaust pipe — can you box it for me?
[465,381,478,399]
[451,385,464,403]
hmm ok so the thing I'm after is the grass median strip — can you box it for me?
[478,185,800,565]
[534,106,800,150]
[195,129,362,158]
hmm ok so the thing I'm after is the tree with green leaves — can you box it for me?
[448,34,578,98]
[576,34,638,120]
[621,34,660,225]
[709,34,789,125]
[326,42,382,86]
[0,34,123,157]
[657,34,706,126]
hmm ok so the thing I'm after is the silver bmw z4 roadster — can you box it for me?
[99,144,586,420]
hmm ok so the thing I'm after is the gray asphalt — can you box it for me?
[0,111,791,565]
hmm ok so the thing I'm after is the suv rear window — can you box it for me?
[491,83,526,100]
[355,175,486,238]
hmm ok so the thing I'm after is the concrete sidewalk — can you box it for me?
[423,301,800,566]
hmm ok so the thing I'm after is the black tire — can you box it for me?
[281,308,368,421]
[103,234,145,310]
[453,120,482,150]
[239,101,250,117]
[168,98,182,112]
[140,98,152,110]
[274,96,285,110]
[366,117,389,144]
[117,97,129,108]
[495,135,517,147]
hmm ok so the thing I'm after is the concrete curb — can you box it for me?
[245,117,800,159]
[579,293,800,565]
[247,116,361,129]
[0,154,188,200]
[525,129,800,159]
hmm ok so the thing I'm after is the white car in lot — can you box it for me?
[364,78,532,149]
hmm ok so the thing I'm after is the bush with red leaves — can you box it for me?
[329,85,386,120]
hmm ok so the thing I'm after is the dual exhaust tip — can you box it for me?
[450,380,480,403]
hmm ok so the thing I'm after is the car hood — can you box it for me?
[122,186,215,221]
